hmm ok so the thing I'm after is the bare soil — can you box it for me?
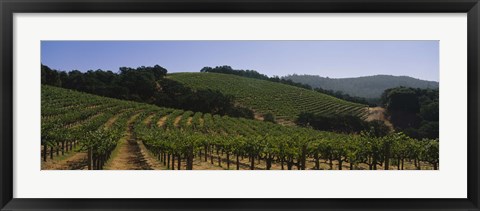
[173,116,182,127]
[157,116,168,127]
[41,151,89,170]
[104,114,152,170]
[137,139,165,170]
[103,112,123,129]
[142,113,156,127]
[253,112,264,121]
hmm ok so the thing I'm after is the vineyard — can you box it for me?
[42,85,438,170]
[168,72,368,122]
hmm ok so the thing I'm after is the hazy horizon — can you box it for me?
[41,40,439,82]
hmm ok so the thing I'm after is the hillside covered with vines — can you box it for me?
[169,72,368,122]
[42,85,438,170]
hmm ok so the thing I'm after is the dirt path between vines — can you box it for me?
[104,114,155,170]
[173,116,182,127]
[104,111,127,129]
[157,116,168,127]
[143,113,156,127]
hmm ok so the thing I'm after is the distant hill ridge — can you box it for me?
[282,74,439,99]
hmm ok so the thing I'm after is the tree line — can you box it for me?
[41,64,254,119]
[381,87,439,139]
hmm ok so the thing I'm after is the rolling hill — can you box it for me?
[168,72,367,122]
[42,85,438,170]
[283,74,439,99]
[41,85,351,170]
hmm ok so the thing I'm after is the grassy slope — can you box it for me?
[169,72,367,121]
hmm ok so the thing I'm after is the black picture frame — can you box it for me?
[1,0,479,210]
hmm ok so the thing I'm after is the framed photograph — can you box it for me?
[1,0,479,210]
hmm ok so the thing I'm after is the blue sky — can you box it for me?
[41,40,439,81]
